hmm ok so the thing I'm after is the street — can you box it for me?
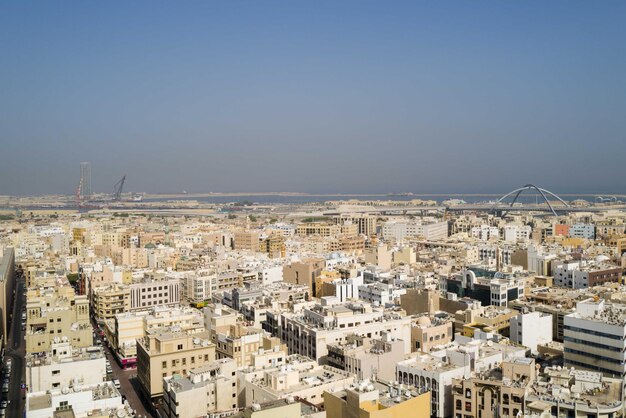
[92,319,154,418]
[3,271,25,417]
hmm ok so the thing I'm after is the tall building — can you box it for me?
[80,161,92,197]
[0,248,15,345]
[564,299,626,378]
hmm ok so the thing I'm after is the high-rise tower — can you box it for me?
[79,162,92,197]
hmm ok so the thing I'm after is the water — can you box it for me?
[142,193,619,205]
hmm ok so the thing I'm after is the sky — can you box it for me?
[1,1,625,196]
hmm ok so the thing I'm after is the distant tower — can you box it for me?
[79,162,92,197]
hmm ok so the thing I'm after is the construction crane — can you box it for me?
[113,175,126,201]
[75,179,83,207]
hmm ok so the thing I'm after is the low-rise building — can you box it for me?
[136,330,216,399]
[280,301,412,363]
[525,367,624,418]
[326,332,405,381]
[451,357,536,418]
[162,358,238,418]
[239,355,354,407]
[26,382,128,418]
[26,342,106,393]
[324,380,431,418]
[510,310,553,354]
[26,284,92,354]
[564,299,626,377]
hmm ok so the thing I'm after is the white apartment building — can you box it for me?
[280,302,412,363]
[258,265,283,284]
[177,270,215,305]
[509,310,553,354]
[129,277,181,309]
[357,282,394,306]
[553,259,622,289]
[381,220,448,241]
[26,382,126,418]
[477,244,513,267]
[503,224,531,243]
[329,276,363,302]
[162,359,238,418]
[396,338,526,418]
[26,342,107,393]
[470,225,500,241]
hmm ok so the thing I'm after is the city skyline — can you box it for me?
[1,1,625,195]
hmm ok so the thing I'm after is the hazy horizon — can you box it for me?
[1,1,625,196]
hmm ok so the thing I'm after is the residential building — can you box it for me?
[162,358,238,418]
[283,258,325,296]
[91,283,130,323]
[0,247,15,345]
[26,284,92,354]
[563,299,626,377]
[326,332,405,381]
[26,342,106,393]
[137,330,216,399]
[280,301,412,363]
[324,380,431,418]
[525,367,624,418]
[239,355,354,407]
[334,214,377,236]
[553,259,622,289]
[510,310,553,354]
[451,357,536,418]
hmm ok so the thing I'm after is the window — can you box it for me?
[178,344,183,350]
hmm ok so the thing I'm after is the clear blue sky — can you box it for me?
[1,1,625,195]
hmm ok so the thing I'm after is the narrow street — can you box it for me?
[91,319,154,418]
[3,272,25,417]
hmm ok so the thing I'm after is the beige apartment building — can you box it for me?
[258,234,285,258]
[239,356,354,408]
[91,283,130,323]
[136,330,216,399]
[25,284,92,353]
[203,303,287,367]
[296,222,358,237]
[411,315,454,353]
[334,214,377,236]
[283,258,325,296]
[234,230,260,251]
[326,332,405,381]
[106,306,205,369]
[452,357,535,418]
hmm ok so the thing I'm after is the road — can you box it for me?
[3,271,25,417]
[91,319,154,418]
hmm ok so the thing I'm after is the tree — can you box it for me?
[67,273,79,285]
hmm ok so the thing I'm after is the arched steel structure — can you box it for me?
[493,184,569,216]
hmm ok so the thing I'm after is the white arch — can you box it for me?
[493,184,569,217]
